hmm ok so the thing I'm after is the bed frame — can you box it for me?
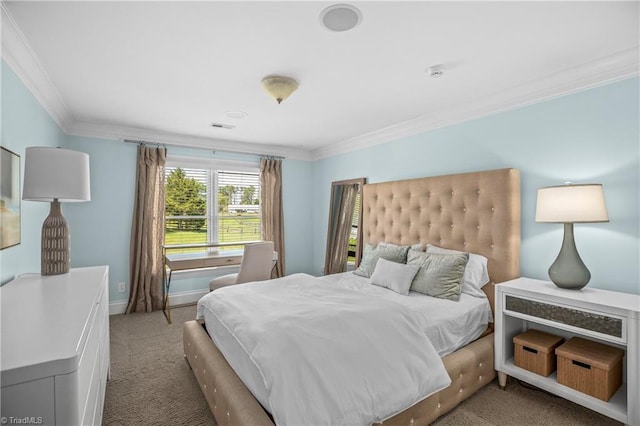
[183,168,521,425]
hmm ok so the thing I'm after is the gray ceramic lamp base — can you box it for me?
[41,199,70,275]
[548,223,591,290]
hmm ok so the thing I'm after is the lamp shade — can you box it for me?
[23,147,91,202]
[261,76,298,104]
[535,184,608,223]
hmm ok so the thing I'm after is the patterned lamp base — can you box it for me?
[41,199,70,275]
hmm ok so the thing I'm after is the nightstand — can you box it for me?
[495,277,639,424]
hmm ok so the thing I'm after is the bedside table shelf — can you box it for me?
[495,278,639,425]
[502,357,628,422]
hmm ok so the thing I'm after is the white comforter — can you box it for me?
[197,273,451,426]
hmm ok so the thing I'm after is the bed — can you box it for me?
[183,167,521,425]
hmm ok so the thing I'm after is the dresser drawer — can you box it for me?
[81,345,102,426]
[1,377,55,424]
[98,293,110,380]
[77,303,102,409]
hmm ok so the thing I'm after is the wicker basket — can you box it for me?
[513,329,564,376]
[556,337,624,401]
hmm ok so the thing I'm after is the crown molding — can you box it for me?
[1,3,73,130]
[66,121,313,161]
[311,48,639,160]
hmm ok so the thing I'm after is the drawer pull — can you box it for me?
[523,346,538,354]
[572,360,591,370]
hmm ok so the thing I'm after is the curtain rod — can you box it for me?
[122,139,285,160]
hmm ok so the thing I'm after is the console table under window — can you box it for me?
[162,241,276,323]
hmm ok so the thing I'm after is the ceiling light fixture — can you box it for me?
[320,4,362,32]
[261,76,299,104]
[426,64,445,78]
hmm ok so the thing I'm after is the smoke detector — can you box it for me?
[426,65,445,78]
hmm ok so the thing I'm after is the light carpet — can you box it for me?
[104,305,621,426]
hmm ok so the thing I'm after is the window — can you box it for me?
[164,157,261,254]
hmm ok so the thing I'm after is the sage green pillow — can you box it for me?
[353,243,410,278]
[407,250,469,301]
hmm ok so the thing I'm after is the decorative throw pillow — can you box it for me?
[353,244,377,277]
[410,242,425,252]
[370,258,420,295]
[353,243,410,278]
[407,250,469,301]
[379,241,424,252]
[426,244,490,298]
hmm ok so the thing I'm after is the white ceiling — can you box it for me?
[2,1,638,160]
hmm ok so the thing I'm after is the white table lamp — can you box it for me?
[535,183,608,290]
[22,147,91,275]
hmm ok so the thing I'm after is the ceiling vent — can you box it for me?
[225,111,248,119]
[210,122,236,130]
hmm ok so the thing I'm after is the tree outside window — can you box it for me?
[165,168,206,231]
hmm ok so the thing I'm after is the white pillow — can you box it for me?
[370,258,420,295]
[426,244,490,298]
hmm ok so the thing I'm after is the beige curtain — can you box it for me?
[325,183,358,274]
[260,158,285,278]
[126,145,167,313]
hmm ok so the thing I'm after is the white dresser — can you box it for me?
[1,266,110,426]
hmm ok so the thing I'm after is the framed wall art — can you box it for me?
[1,146,21,250]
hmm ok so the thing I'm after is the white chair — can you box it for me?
[209,241,275,291]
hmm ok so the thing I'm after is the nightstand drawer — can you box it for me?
[504,295,626,343]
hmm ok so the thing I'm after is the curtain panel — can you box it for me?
[325,183,358,274]
[126,145,167,313]
[260,158,285,278]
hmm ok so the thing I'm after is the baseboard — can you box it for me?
[168,289,210,308]
[109,289,209,315]
[109,300,128,315]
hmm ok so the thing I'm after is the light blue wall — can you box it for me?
[63,135,137,303]
[283,159,314,274]
[313,77,640,295]
[1,61,66,284]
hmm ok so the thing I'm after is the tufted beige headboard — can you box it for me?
[362,168,521,312]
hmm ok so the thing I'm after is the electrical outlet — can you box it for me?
[118,282,126,293]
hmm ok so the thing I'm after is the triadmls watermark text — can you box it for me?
[1,417,44,425]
